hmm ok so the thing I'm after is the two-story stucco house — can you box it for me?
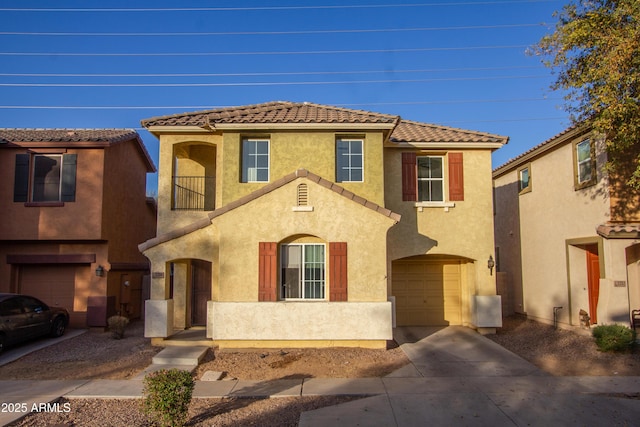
[139,101,508,348]
[0,129,157,328]
[493,124,640,328]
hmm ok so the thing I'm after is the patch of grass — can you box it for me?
[592,325,635,352]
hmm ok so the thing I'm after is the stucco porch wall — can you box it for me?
[207,301,392,343]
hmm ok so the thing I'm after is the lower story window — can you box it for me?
[281,243,325,299]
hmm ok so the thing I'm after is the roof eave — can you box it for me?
[386,141,506,150]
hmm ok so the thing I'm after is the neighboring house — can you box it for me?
[493,124,640,328]
[0,129,157,328]
[139,101,508,349]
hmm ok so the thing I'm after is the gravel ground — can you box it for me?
[487,316,640,376]
[5,316,640,426]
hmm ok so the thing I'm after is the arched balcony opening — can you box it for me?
[172,143,216,211]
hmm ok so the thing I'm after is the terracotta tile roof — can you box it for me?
[390,120,508,144]
[597,223,640,238]
[139,168,401,252]
[0,128,156,172]
[141,101,400,128]
[0,128,139,144]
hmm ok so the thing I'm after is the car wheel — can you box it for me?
[50,317,66,338]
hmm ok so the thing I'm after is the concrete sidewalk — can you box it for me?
[1,326,640,426]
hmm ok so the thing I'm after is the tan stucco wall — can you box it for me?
[153,130,386,235]
[493,170,525,314]
[219,131,385,207]
[384,148,498,299]
[156,133,223,234]
[143,176,397,340]
[494,136,639,327]
[208,301,391,349]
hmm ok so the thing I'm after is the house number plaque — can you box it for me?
[152,272,165,279]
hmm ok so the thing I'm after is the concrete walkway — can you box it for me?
[1,326,640,426]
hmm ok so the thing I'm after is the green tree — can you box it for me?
[533,0,640,187]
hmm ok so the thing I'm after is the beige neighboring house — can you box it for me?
[0,129,157,328]
[139,101,508,349]
[493,124,640,328]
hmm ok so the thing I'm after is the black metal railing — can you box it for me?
[172,176,215,211]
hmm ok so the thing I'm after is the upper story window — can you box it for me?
[576,139,594,186]
[281,243,326,300]
[242,139,269,183]
[13,153,77,204]
[336,139,363,182]
[518,165,531,194]
[417,156,444,202]
[401,152,464,204]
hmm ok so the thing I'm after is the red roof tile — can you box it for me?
[141,101,399,128]
[0,128,140,144]
[391,120,508,144]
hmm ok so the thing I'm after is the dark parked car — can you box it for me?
[0,293,69,353]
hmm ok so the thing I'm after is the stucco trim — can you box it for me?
[139,168,402,252]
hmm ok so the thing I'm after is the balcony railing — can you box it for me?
[172,176,215,211]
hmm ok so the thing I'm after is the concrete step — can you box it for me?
[152,346,209,366]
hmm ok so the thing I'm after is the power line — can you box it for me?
[0,23,544,37]
[0,1,559,12]
[0,98,561,110]
[0,66,544,78]
[0,45,530,57]
[0,75,549,88]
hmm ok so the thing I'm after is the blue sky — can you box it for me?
[0,0,571,194]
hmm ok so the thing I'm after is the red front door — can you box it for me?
[586,244,600,324]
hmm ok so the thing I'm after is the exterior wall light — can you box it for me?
[95,265,105,277]
[487,256,495,275]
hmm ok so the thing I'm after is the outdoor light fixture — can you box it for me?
[95,265,105,277]
[488,256,495,275]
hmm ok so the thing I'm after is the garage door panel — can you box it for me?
[393,259,462,326]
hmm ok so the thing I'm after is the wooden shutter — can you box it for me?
[401,152,417,201]
[14,154,30,202]
[448,152,464,201]
[329,242,348,302]
[61,154,77,202]
[258,242,278,301]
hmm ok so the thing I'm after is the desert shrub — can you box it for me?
[592,324,635,352]
[107,315,129,339]
[142,368,194,427]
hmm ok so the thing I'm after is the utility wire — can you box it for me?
[0,75,549,87]
[0,23,544,37]
[0,66,544,78]
[0,97,560,110]
[0,45,530,57]
[0,1,559,12]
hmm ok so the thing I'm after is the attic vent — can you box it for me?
[297,183,308,206]
[292,183,313,212]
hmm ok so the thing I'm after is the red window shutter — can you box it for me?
[401,152,417,201]
[448,152,464,201]
[329,242,348,302]
[258,242,278,301]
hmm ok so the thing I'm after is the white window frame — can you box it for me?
[242,139,270,183]
[518,164,531,194]
[32,154,63,202]
[417,155,444,202]
[336,139,364,182]
[280,243,326,300]
[576,139,593,184]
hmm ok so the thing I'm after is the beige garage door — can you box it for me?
[19,265,75,313]
[393,258,462,326]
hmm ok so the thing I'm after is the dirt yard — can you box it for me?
[4,317,640,426]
